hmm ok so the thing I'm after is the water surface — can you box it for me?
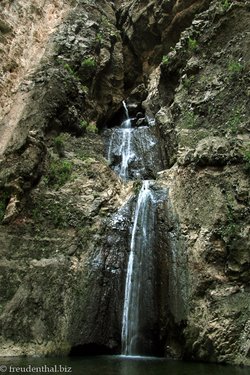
[1,355,249,375]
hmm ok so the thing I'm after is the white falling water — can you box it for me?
[119,129,132,180]
[119,101,133,180]
[122,100,130,119]
[122,180,155,356]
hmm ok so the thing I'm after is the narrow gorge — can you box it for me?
[0,0,249,370]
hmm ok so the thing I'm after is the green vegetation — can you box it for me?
[100,15,112,28]
[227,60,244,74]
[227,108,243,134]
[81,57,96,68]
[182,75,195,90]
[220,0,231,11]
[162,55,169,65]
[188,37,198,52]
[80,119,98,134]
[47,159,73,189]
[181,110,198,129]
[32,199,69,228]
[80,119,88,129]
[95,32,103,44]
[221,220,239,239]
[81,85,89,95]
[63,63,75,76]
[53,134,68,156]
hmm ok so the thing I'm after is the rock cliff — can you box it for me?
[0,0,249,366]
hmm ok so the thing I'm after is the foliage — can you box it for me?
[86,121,98,134]
[81,57,96,68]
[181,110,198,129]
[227,108,243,134]
[47,159,73,188]
[221,221,239,239]
[182,75,195,90]
[227,60,244,74]
[81,85,89,95]
[80,119,88,129]
[32,199,69,228]
[220,0,231,11]
[220,192,241,241]
[53,134,68,156]
[188,37,198,52]
[95,32,103,44]
[80,119,98,134]
[162,55,169,65]
[63,63,75,76]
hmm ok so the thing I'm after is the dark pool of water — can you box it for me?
[1,355,249,375]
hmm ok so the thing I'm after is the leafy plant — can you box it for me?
[80,119,88,129]
[162,55,169,65]
[188,37,198,52]
[81,85,89,95]
[63,63,75,76]
[95,32,103,44]
[227,60,244,74]
[182,75,195,90]
[227,108,243,134]
[81,57,96,68]
[53,134,67,157]
[86,121,98,134]
[220,193,239,240]
[221,221,239,239]
[220,0,231,11]
[80,119,98,133]
[47,159,73,188]
[181,110,198,129]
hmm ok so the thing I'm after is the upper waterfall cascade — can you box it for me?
[104,102,163,181]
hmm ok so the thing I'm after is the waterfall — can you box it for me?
[122,100,130,119]
[119,129,132,180]
[104,100,166,356]
[122,181,158,356]
[104,101,162,180]
[118,101,133,180]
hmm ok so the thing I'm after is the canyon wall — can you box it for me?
[0,0,249,365]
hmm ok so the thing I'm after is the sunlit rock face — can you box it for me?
[0,0,249,366]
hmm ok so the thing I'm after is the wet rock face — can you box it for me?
[104,124,164,180]
[67,199,133,353]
